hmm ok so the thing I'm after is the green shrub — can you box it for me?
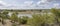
[27,14,46,26]
[21,16,28,24]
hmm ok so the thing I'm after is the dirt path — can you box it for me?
[4,20,12,26]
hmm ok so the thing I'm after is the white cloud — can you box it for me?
[24,1,33,7]
[0,0,11,7]
[0,0,13,9]
[53,3,59,7]
[11,1,35,9]
[37,1,50,9]
[0,1,6,6]
[37,0,49,6]
[0,0,60,9]
[53,3,60,8]
[40,0,47,3]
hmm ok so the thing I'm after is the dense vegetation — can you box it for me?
[0,8,60,26]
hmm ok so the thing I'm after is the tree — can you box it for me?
[21,16,28,24]
[27,14,46,26]
[10,12,18,23]
[45,14,55,26]
[0,11,9,25]
[51,8,60,26]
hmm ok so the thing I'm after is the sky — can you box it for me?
[0,0,60,9]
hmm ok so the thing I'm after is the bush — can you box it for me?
[27,14,46,26]
[21,16,28,24]
[18,16,29,24]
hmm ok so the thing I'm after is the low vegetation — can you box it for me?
[0,8,60,26]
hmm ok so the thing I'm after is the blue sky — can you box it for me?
[0,0,60,9]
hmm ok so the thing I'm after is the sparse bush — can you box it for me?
[10,12,18,23]
[51,8,60,26]
[27,14,46,26]
[21,16,29,24]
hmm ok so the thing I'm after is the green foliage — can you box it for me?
[51,8,60,17]
[0,11,9,19]
[27,14,46,26]
[2,11,9,15]
[21,16,28,24]
[18,16,29,24]
[51,8,60,26]
[27,13,56,26]
[10,13,18,22]
[22,16,28,21]
[46,14,55,24]
[0,8,60,26]
[0,11,9,25]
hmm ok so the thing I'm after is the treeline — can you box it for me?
[0,8,60,26]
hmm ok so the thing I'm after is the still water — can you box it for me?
[18,14,32,17]
[8,12,51,18]
[8,12,32,17]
